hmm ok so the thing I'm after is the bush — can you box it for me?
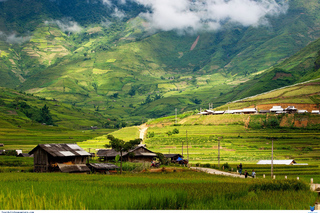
[222,162,230,170]
[172,128,179,134]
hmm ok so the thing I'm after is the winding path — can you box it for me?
[139,124,148,141]
[190,167,249,178]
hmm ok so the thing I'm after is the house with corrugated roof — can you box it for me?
[97,145,157,163]
[270,106,284,113]
[257,159,297,165]
[29,144,91,173]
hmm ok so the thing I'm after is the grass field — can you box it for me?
[144,114,320,165]
[0,171,316,210]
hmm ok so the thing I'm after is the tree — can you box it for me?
[104,135,142,174]
[36,104,53,125]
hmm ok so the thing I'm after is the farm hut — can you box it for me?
[214,111,225,115]
[232,110,243,114]
[164,154,183,163]
[87,163,119,174]
[0,150,4,155]
[16,150,22,156]
[205,110,214,115]
[242,108,257,114]
[97,146,157,163]
[312,110,320,114]
[0,143,4,147]
[257,159,297,165]
[29,144,91,173]
[259,110,270,114]
[270,106,284,113]
[17,153,32,157]
[285,106,297,114]
[298,110,308,114]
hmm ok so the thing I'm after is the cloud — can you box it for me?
[0,31,31,44]
[133,0,289,32]
[45,19,82,33]
[111,7,126,19]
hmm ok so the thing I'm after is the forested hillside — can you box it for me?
[1,0,320,123]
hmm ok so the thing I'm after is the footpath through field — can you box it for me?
[190,167,248,178]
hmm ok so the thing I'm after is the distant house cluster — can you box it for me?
[198,106,320,115]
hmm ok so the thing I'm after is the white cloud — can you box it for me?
[134,0,289,32]
[2,33,31,44]
[112,7,126,20]
[45,19,82,33]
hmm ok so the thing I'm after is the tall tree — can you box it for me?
[105,135,142,174]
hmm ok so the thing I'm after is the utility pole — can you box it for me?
[182,138,184,158]
[186,130,189,161]
[271,138,274,178]
[218,139,220,168]
[175,108,177,124]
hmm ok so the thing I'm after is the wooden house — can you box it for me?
[29,144,91,173]
[97,145,157,163]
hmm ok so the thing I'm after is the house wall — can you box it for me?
[33,148,49,172]
[34,148,87,172]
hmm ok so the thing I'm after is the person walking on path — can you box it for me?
[244,170,248,178]
[238,163,242,175]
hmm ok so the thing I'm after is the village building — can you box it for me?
[259,110,270,114]
[297,110,308,114]
[17,153,32,157]
[214,111,225,115]
[257,159,297,165]
[270,106,284,113]
[97,145,157,163]
[312,110,320,114]
[29,144,91,173]
[163,154,183,163]
[285,106,297,114]
[242,108,257,114]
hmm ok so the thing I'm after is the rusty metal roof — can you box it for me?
[29,144,90,157]
[88,163,119,170]
[58,164,90,173]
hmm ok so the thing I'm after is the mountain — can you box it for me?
[1,0,320,123]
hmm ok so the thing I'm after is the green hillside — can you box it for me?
[1,0,320,122]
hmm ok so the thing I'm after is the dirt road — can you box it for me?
[139,124,148,141]
[190,167,249,178]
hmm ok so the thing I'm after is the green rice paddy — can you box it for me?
[0,172,316,210]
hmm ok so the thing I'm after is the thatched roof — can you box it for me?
[88,163,119,170]
[29,144,90,157]
[58,164,90,173]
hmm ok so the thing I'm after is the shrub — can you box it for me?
[172,128,179,134]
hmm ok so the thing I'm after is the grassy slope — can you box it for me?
[0,87,114,151]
